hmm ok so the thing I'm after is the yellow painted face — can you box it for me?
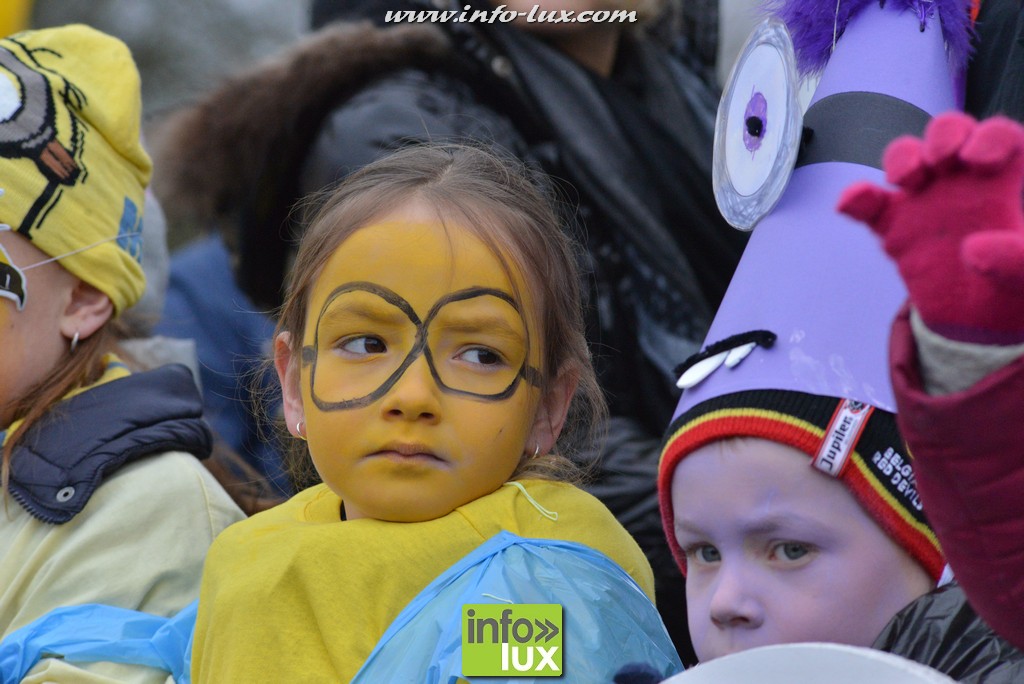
[300,215,544,522]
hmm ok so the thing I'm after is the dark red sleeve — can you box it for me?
[890,302,1024,650]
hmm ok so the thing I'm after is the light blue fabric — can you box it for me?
[0,601,196,684]
[0,533,682,683]
[352,531,683,683]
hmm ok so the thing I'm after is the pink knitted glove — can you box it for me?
[838,112,1024,344]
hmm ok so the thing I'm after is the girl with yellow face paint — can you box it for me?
[290,214,547,522]
[190,145,684,682]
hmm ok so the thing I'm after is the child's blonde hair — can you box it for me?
[275,143,606,488]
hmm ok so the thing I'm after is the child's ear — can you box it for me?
[529,367,578,455]
[59,281,113,342]
[274,332,305,439]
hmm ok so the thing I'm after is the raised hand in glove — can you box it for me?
[838,111,1024,345]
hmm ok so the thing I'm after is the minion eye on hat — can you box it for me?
[658,0,975,584]
[0,24,152,315]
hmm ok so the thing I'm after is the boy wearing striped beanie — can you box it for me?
[658,389,943,663]
[656,0,957,665]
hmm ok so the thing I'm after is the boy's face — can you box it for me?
[288,204,547,522]
[671,437,932,662]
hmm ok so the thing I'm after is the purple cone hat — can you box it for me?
[657,0,972,584]
[676,0,969,415]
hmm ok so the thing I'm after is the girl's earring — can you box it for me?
[69,331,80,354]
[532,444,540,459]
[296,420,307,441]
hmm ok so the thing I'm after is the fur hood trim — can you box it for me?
[150,21,452,236]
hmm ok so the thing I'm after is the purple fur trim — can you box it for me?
[762,0,974,75]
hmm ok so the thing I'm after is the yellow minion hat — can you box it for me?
[0,24,152,314]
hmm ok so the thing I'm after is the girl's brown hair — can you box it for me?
[2,319,281,518]
[1,323,120,498]
[275,143,606,488]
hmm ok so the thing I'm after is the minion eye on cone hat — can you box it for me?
[657,0,975,583]
[0,24,152,315]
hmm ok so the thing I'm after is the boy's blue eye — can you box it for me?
[775,542,810,561]
[684,544,720,564]
[699,546,721,563]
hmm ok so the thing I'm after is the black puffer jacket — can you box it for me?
[153,4,746,662]
[8,364,212,524]
[873,583,1024,683]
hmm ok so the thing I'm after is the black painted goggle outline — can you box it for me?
[303,282,542,411]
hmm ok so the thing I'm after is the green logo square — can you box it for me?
[462,604,563,676]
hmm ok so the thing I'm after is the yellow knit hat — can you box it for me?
[0,24,152,314]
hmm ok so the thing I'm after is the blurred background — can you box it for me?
[10,0,761,122]
[7,0,764,247]
[25,0,311,126]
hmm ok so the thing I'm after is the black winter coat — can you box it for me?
[873,583,1024,683]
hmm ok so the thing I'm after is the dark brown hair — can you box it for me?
[274,143,606,488]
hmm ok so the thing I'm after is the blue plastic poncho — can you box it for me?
[1,532,682,682]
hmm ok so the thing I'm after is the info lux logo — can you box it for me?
[462,604,563,676]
